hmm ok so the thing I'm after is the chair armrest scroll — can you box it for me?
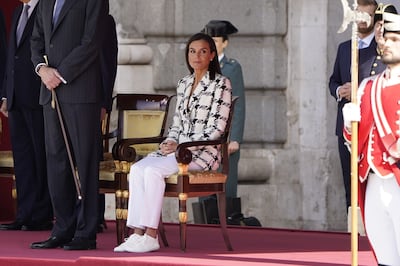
[175,138,225,164]
[112,136,166,162]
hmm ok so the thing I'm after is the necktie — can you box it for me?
[16,4,30,45]
[359,40,365,49]
[53,0,65,25]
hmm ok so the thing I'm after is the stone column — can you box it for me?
[109,0,155,94]
[114,33,154,94]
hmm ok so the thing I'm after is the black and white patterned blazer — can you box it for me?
[164,72,232,170]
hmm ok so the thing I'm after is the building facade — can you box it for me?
[108,0,356,231]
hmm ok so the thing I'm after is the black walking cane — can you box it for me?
[44,55,83,200]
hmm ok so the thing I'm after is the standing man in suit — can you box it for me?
[97,2,118,233]
[202,20,246,200]
[30,0,106,250]
[329,0,383,211]
[0,0,53,231]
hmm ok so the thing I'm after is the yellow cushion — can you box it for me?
[0,151,14,167]
[166,171,227,184]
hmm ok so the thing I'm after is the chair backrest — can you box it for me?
[116,94,170,138]
[220,96,239,175]
[111,94,172,158]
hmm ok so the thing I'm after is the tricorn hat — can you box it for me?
[201,20,238,37]
[384,12,400,33]
[374,3,397,23]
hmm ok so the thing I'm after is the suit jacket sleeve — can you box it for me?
[100,14,118,111]
[30,2,46,70]
[329,42,347,100]
[31,0,106,84]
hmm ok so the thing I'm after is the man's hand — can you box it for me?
[38,66,62,90]
[0,99,8,117]
[338,82,351,101]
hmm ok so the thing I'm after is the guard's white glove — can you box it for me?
[342,102,360,131]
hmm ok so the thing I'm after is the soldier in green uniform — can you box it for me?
[202,20,245,199]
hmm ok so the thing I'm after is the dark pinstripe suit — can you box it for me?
[31,0,106,240]
[1,3,52,226]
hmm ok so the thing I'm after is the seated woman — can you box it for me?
[114,32,232,253]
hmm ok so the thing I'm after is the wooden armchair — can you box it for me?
[113,96,237,251]
[160,96,238,251]
[99,93,172,244]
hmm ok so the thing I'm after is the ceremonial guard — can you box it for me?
[343,10,400,265]
[202,20,245,200]
[329,0,384,211]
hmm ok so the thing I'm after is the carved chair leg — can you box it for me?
[217,192,233,251]
[158,215,169,247]
[115,190,123,244]
[122,190,129,239]
[178,193,188,251]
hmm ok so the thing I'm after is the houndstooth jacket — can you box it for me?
[162,72,232,170]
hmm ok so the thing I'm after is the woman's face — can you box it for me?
[188,40,215,73]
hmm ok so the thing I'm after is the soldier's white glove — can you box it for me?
[342,102,360,131]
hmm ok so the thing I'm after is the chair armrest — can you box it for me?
[103,129,119,140]
[112,136,166,162]
[175,138,226,164]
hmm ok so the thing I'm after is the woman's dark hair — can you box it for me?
[185,32,221,80]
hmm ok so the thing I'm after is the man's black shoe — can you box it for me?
[22,221,53,231]
[0,221,23,230]
[30,236,71,249]
[63,237,96,250]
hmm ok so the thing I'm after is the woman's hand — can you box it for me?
[228,141,239,155]
[160,140,178,155]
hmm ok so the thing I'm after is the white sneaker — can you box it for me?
[125,234,160,253]
[113,234,143,252]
